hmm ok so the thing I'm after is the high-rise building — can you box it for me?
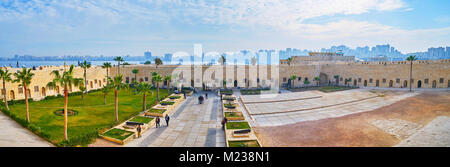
[164,53,173,63]
[144,51,152,60]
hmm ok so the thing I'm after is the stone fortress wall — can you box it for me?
[2,59,449,101]
[1,65,107,101]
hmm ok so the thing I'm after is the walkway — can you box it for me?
[0,111,53,147]
[126,92,226,147]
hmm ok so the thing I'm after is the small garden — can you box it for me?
[228,140,260,147]
[226,121,250,130]
[129,116,154,124]
[101,128,134,141]
[240,88,271,95]
[0,88,168,146]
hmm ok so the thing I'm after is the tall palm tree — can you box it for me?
[151,72,158,87]
[406,55,418,92]
[314,77,320,86]
[287,57,292,65]
[132,69,139,82]
[152,74,163,102]
[108,75,128,122]
[0,68,13,110]
[48,65,83,140]
[164,75,172,93]
[290,75,297,88]
[218,54,226,65]
[304,79,310,87]
[114,57,124,75]
[100,85,110,105]
[13,68,34,123]
[79,60,91,93]
[155,58,163,69]
[135,82,153,112]
[345,78,352,87]
[334,75,340,85]
[46,81,57,96]
[79,85,86,103]
[102,62,112,84]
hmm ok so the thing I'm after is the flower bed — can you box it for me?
[226,121,250,130]
[145,108,167,117]
[169,95,181,99]
[228,140,260,147]
[223,103,236,109]
[101,128,135,144]
[225,112,245,120]
[129,116,154,124]
[160,101,175,106]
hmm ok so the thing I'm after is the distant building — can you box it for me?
[280,52,355,65]
[144,51,152,60]
[164,53,173,63]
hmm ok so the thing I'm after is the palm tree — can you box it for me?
[151,72,158,87]
[46,81,57,96]
[334,75,340,85]
[102,62,112,84]
[79,60,91,93]
[0,68,12,110]
[155,58,163,69]
[223,80,227,88]
[100,85,110,105]
[287,57,292,65]
[13,68,34,123]
[135,82,153,112]
[164,75,172,93]
[251,56,257,66]
[290,75,297,88]
[114,56,124,75]
[406,55,418,92]
[48,65,83,140]
[218,55,226,65]
[314,77,320,86]
[79,85,86,103]
[132,69,139,83]
[304,79,310,87]
[108,75,128,122]
[345,78,352,87]
[152,74,163,102]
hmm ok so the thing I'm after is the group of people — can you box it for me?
[136,114,170,138]
[198,93,208,104]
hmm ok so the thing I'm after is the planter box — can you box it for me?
[100,129,135,145]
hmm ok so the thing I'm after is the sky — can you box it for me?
[0,0,449,57]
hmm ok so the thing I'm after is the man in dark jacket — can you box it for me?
[165,114,170,126]
[156,116,160,128]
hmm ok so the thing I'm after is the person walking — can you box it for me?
[205,93,208,99]
[165,114,170,126]
[221,117,228,130]
[183,91,186,99]
[156,116,160,128]
[136,125,142,138]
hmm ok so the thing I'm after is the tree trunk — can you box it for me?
[81,93,84,103]
[157,83,160,102]
[115,90,118,122]
[135,74,137,83]
[24,84,30,123]
[409,61,413,92]
[64,85,68,141]
[2,80,8,110]
[143,93,146,112]
[84,68,87,93]
[168,82,171,94]
[106,68,109,85]
[103,93,106,105]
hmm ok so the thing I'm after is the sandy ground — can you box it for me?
[254,91,450,147]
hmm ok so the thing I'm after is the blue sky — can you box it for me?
[0,0,449,57]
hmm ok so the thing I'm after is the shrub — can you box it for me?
[224,103,236,109]
[169,96,181,99]
[57,131,99,147]
[160,101,175,106]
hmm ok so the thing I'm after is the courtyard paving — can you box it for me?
[0,111,53,147]
[126,92,226,147]
[240,89,418,127]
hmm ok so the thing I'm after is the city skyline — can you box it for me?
[0,0,449,57]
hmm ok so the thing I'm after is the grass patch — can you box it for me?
[223,103,236,109]
[3,88,168,146]
[148,108,166,114]
[222,97,236,101]
[228,140,260,147]
[160,101,175,106]
[226,122,250,129]
[129,116,153,124]
[102,128,134,141]
[169,96,181,99]
[225,112,243,118]
[318,86,352,93]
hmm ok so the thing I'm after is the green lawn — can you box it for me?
[102,128,134,141]
[226,121,250,129]
[318,86,353,93]
[129,116,154,124]
[228,140,260,147]
[3,88,168,145]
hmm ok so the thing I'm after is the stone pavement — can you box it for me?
[240,89,418,127]
[0,111,53,147]
[396,116,450,147]
[126,92,226,147]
